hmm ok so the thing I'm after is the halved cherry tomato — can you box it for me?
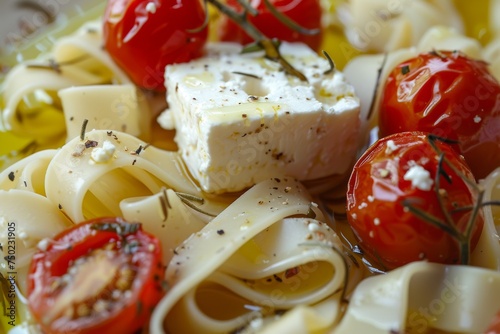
[346,132,484,270]
[27,217,165,334]
[103,0,208,91]
[378,50,500,180]
[218,0,323,51]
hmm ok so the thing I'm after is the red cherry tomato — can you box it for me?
[486,311,500,334]
[378,50,500,180]
[346,132,484,270]
[218,0,323,51]
[27,217,165,334]
[103,0,208,91]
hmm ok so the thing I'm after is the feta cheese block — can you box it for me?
[158,42,363,194]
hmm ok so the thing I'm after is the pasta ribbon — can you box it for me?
[472,167,500,270]
[44,129,212,223]
[337,0,463,53]
[120,189,208,265]
[150,178,347,333]
[51,20,131,85]
[343,48,417,127]
[417,26,482,58]
[333,261,500,333]
[0,149,57,195]
[0,189,72,294]
[59,84,150,142]
[1,20,134,143]
[483,37,500,80]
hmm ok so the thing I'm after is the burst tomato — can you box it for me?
[346,132,484,270]
[103,0,208,91]
[378,50,500,180]
[27,218,165,334]
[218,0,323,51]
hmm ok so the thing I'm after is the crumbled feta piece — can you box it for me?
[385,139,399,154]
[404,165,433,191]
[90,140,116,163]
[159,42,363,193]
[308,222,320,232]
[146,2,157,13]
[37,238,50,251]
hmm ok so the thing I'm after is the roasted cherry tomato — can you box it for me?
[103,0,208,91]
[346,132,484,270]
[486,311,500,334]
[218,0,323,51]
[378,50,500,180]
[27,217,165,334]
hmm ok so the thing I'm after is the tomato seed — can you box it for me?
[76,303,91,317]
[93,300,109,313]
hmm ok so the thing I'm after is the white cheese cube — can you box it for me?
[158,42,363,194]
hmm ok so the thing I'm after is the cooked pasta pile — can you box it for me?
[1,1,500,333]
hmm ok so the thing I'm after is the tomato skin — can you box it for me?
[486,311,500,334]
[346,132,484,270]
[103,0,208,91]
[218,0,323,51]
[27,218,165,334]
[379,51,500,180]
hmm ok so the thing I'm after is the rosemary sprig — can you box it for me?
[204,0,314,81]
[450,201,500,214]
[434,153,455,226]
[26,54,90,74]
[175,191,217,217]
[80,119,89,141]
[366,53,387,121]
[261,0,320,36]
[90,221,141,236]
[322,50,335,75]
[402,134,489,265]
[402,199,461,237]
[159,188,171,221]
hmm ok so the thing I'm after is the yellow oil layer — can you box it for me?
[453,0,493,45]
